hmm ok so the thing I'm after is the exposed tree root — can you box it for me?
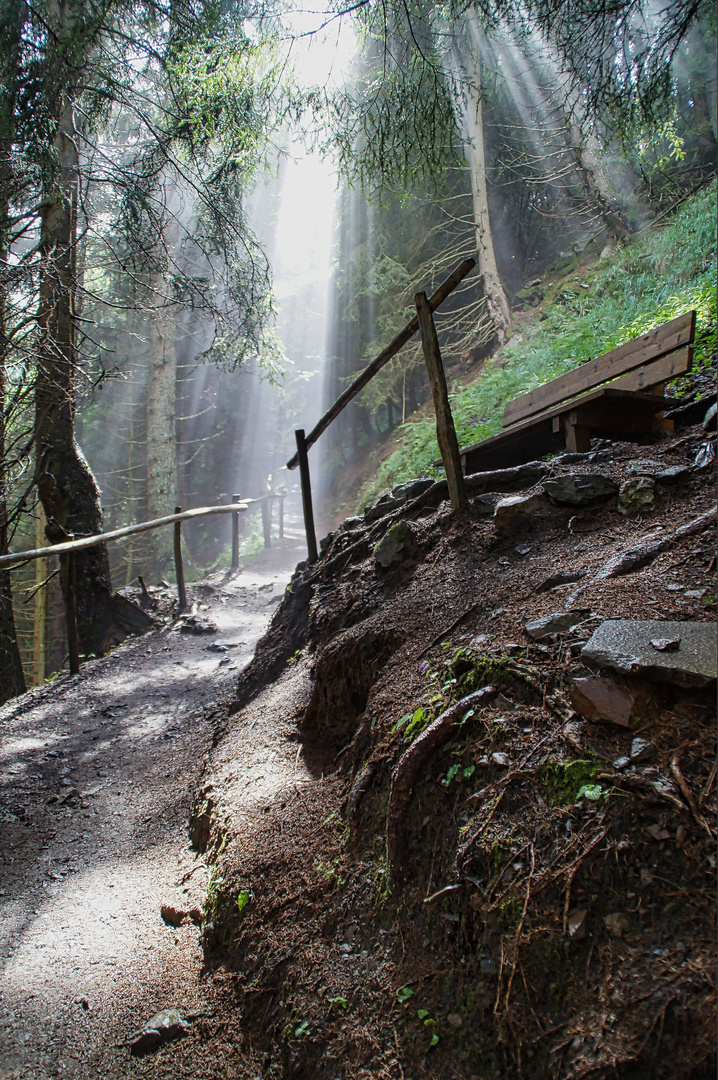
[387,685,500,887]
[595,506,716,581]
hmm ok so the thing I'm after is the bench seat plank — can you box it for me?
[502,312,695,427]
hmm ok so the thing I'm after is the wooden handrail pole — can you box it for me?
[295,430,318,563]
[174,506,187,612]
[65,552,80,675]
[286,257,476,469]
[415,291,468,511]
[231,493,240,570]
[261,496,271,549]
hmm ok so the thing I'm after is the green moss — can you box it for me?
[540,758,602,806]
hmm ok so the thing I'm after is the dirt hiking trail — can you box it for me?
[0,537,307,1080]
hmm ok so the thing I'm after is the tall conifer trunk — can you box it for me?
[0,3,27,702]
[453,19,511,346]
[34,91,151,656]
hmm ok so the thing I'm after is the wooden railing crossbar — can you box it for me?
[0,495,285,570]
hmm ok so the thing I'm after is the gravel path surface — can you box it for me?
[0,546,303,1079]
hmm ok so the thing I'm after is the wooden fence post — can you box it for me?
[295,429,318,563]
[231,493,240,570]
[261,496,271,548]
[174,506,187,612]
[65,552,80,675]
[415,291,468,511]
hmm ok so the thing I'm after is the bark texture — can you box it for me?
[34,93,151,657]
[0,13,27,702]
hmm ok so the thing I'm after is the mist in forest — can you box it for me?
[1,0,714,694]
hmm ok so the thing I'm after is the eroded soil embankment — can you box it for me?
[196,425,716,1080]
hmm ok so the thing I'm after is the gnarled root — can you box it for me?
[387,685,500,888]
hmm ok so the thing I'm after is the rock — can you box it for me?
[646,824,671,841]
[655,466,691,485]
[543,473,617,506]
[373,521,414,569]
[177,615,218,635]
[535,569,586,593]
[613,756,631,770]
[525,611,586,640]
[581,619,717,688]
[493,492,556,532]
[625,458,662,476]
[339,516,364,533]
[130,1009,190,1057]
[617,476,655,515]
[567,909,589,941]
[703,402,717,432]
[446,1013,463,1029]
[470,493,503,517]
[569,674,636,728]
[392,478,434,501]
[625,460,690,486]
[630,737,657,763]
[515,542,532,555]
[603,912,629,937]
[650,637,680,652]
[364,479,434,523]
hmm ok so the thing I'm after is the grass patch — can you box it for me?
[358,181,717,507]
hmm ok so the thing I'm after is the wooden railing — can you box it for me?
[1,491,285,675]
[286,257,477,560]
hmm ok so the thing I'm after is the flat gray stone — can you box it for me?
[525,611,586,640]
[493,492,556,531]
[625,460,689,486]
[581,620,717,687]
[543,473,618,507]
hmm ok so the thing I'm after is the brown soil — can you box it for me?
[1,427,715,1080]
[189,424,715,1080]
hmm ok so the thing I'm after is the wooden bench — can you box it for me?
[458,311,695,473]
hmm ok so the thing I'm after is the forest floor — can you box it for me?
[1,419,716,1080]
[0,534,307,1080]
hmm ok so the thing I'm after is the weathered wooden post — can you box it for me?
[415,291,468,511]
[261,496,271,548]
[231,493,241,570]
[295,429,318,563]
[174,506,188,612]
[65,551,80,675]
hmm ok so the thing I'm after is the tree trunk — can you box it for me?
[453,27,511,347]
[0,13,27,702]
[145,280,178,575]
[34,93,152,657]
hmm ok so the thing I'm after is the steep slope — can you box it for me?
[188,414,716,1079]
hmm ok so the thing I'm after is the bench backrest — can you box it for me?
[502,310,696,428]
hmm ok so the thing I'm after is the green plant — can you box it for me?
[397,985,415,1004]
[540,759,602,806]
[294,1019,310,1037]
[417,1009,440,1047]
[237,890,251,913]
[327,996,348,1014]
